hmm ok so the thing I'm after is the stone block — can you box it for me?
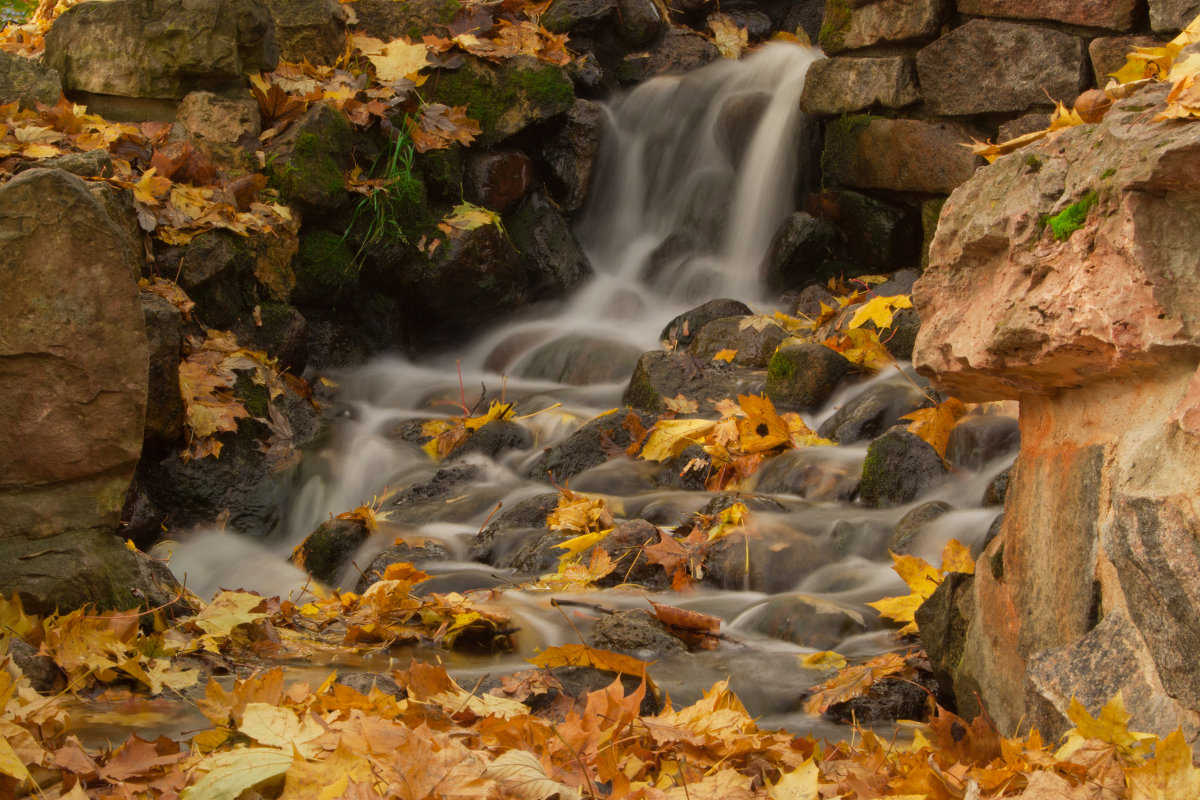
[822,115,984,194]
[917,20,1087,116]
[958,0,1138,31]
[1089,35,1166,86]
[819,0,945,53]
[1149,0,1200,32]
[261,0,347,65]
[800,56,921,115]
[0,50,61,109]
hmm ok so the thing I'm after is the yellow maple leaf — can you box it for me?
[546,491,613,534]
[867,540,974,635]
[797,651,846,670]
[712,348,738,362]
[823,327,894,370]
[708,12,747,59]
[1126,728,1200,799]
[352,34,430,83]
[640,418,717,462]
[847,294,913,330]
[1058,692,1156,762]
[437,201,503,236]
[901,397,967,458]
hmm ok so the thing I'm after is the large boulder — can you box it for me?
[44,0,278,99]
[0,51,62,109]
[261,0,347,65]
[800,56,921,116]
[912,82,1200,742]
[916,20,1087,116]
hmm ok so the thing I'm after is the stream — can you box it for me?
[160,42,1011,743]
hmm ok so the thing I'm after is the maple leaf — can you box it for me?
[1126,729,1200,799]
[180,748,293,800]
[352,34,431,83]
[437,200,502,237]
[823,327,894,370]
[901,397,968,459]
[867,540,975,635]
[803,651,916,715]
[663,394,699,415]
[708,12,747,59]
[648,600,720,650]
[847,294,913,330]
[529,643,651,677]
[546,490,612,534]
[482,749,582,800]
[1057,692,1156,762]
[640,418,717,462]
[410,103,481,152]
[712,348,738,362]
[250,76,308,127]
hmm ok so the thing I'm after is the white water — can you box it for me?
[162,44,1013,727]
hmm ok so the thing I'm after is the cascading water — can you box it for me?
[163,42,1012,737]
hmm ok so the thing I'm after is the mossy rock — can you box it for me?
[296,230,358,305]
[427,56,575,147]
[351,0,461,41]
[860,428,948,508]
[294,517,370,586]
[817,0,851,52]
[765,343,853,411]
[267,104,353,214]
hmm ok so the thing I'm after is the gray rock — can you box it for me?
[998,112,1052,142]
[761,211,839,293]
[7,638,65,694]
[538,99,603,213]
[859,428,949,507]
[597,520,670,589]
[355,541,452,593]
[0,51,61,109]
[451,419,533,461]
[141,293,185,443]
[349,0,461,39]
[529,407,659,483]
[738,593,871,650]
[659,298,752,349]
[513,334,641,385]
[177,91,261,144]
[689,317,789,368]
[504,192,593,300]
[818,379,930,444]
[1149,0,1200,31]
[0,169,146,542]
[958,0,1138,30]
[800,56,920,115]
[1089,35,1165,86]
[917,20,1087,116]
[44,0,278,99]
[703,529,837,593]
[617,0,666,47]
[261,0,347,64]
[765,343,853,411]
[819,0,945,53]
[620,29,719,83]
[890,500,953,554]
[335,672,406,698]
[542,0,614,34]
[622,350,746,414]
[590,609,686,657]
[946,415,1020,470]
[818,189,921,274]
[472,492,560,562]
[821,116,984,195]
[982,466,1011,506]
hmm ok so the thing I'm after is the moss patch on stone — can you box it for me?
[818,0,851,52]
[1045,191,1097,241]
[430,59,574,147]
[820,113,876,186]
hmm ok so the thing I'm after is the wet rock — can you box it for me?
[727,10,771,40]
[590,609,687,658]
[765,343,853,411]
[704,531,837,594]
[504,192,593,300]
[141,293,185,443]
[983,510,1004,548]
[659,298,752,349]
[779,0,825,42]
[762,211,839,293]
[739,593,871,650]
[385,465,481,523]
[8,638,65,694]
[830,518,893,559]
[818,380,930,444]
[655,444,710,492]
[822,116,984,195]
[1089,35,1164,86]
[622,351,746,414]
[640,29,720,77]
[617,0,666,46]
[958,0,1138,29]
[819,0,945,53]
[890,501,953,554]
[472,492,560,562]
[428,56,574,147]
[267,103,352,215]
[946,415,1020,471]
[565,51,606,96]
[0,169,147,542]
[982,466,1011,507]
[355,540,453,593]
[44,0,278,98]
[916,20,1087,116]
[860,429,948,508]
[818,189,921,275]
[0,50,61,109]
[783,283,837,318]
[261,0,347,64]
[513,335,642,386]
[294,517,371,585]
[538,99,603,213]
[451,420,534,461]
[597,520,670,589]
[529,408,658,484]
[536,666,661,716]
[464,149,534,213]
[800,56,920,116]
[753,449,863,503]
[689,317,789,368]
[1150,0,1200,32]
[542,0,614,34]
[915,570,974,709]
[698,493,785,516]
[882,306,921,361]
[504,530,571,574]
[824,667,938,724]
[335,671,407,698]
[306,316,371,369]
[294,230,358,307]
[715,91,771,169]
[350,0,461,39]
[177,91,261,145]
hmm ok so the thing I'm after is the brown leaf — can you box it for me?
[252,80,308,128]
[647,600,720,650]
[408,103,481,152]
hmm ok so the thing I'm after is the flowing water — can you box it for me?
[163,42,1012,740]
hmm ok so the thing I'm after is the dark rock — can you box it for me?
[659,298,752,348]
[698,493,785,516]
[120,475,166,550]
[537,665,661,716]
[472,492,560,562]
[294,230,358,307]
[306,316,371,369]
[464,149,534,213]
[543,0,615,35]
[882,306,921,361]
[821,116,984,195]
[876,268,920,299]
[915,570,974,710]
[783,283,837,318]
[819,189,922,276]
[386,465,481,522]
[451,419,533,461]
[565,51,606,96]
[0,169,146,543]
[689,317,789,368]
[622,351,746,413]
[983,510,1004,548]
[529,408,659,483]
[715,91,771,169]
[703,530,837,593]
[779,0,825,43]
[982,466,1012,506]
[241,303,309,374]
[350,0,461,39]
[765,343,852,411]
[727,9,771,40]
[267,103,352,215]
[590,609,687,657]
[597,520,670,589]
[824,667,938,723]
[355,540,453,593]
[762,211,839,293]
[1149,0,1200,32]
[44,0,278,99]
[141,293,185,443]
[538,99,604,213]
[890,500,953,554]
[916,20,1087,116]
[946,415,1020,470]
[818,379,930,444]
[641,28,719,76]
[0,50,62,109]
[294,517,371,585]
[831,517,893,559]
[12,149,112,179]
[504,192,593,300]
[860,429,949,508]
[617,0,666,46]
[753,449,863,503]
[739,593,871,650]
[513,334,642,385]
[8,637,65,694]
[335,671,407,698]
[800,56,920,116]
[504,530,571,574]
[261,0,347,65]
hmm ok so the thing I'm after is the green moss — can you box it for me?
[1024,154,1042,172]
[766,351,796,386]
[1044,191,1098,241]
[1100,167,1116,179]
[415,146,463,201]
[431,61,574,146]
[818,0,851,52]
[233,372,270,419]
[820,113,876,185]
[299,231,356,291]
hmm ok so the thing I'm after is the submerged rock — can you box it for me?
[355,540,453,593]
[590,609,687,658]
[859,429,948,508]
[818,379,931,444]
[528,408,657,484]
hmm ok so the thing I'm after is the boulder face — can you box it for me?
[0,169,148,540]
[912,82,1200,742]
[44,0,278,99]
